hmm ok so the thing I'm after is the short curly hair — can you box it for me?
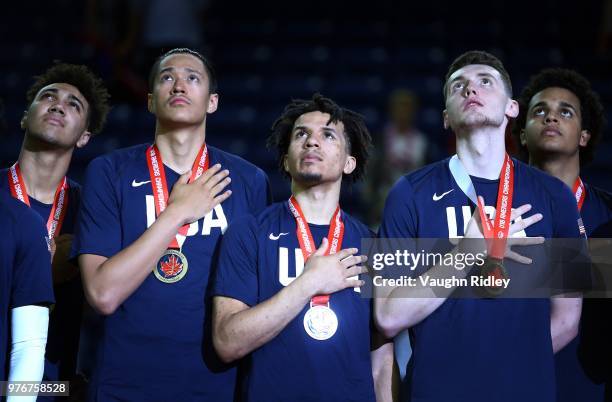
[512,68,606,165]
[26,62,110,136]
[444,50,512,99]
[267,93,372,182]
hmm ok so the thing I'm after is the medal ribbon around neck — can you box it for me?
[573,177,585,212]
[475,153,515,260]
[145,143,208,249]
[8,162,69,239]
[287,195,344,307]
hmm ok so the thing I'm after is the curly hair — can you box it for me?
[267,93,372,182]
[26,62,110,136]
[512,68,605,165]
[444,50,513,99]
[148,48,217,94]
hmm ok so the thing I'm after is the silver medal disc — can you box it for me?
[303,305,338,340]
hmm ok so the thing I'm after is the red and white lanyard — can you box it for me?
[8,162,69,239]
[145,143,208,249]
[287,196,344,307]
[573,177,585,212]
[476,153,515,260]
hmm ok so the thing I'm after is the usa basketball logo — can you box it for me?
[154,249,189,283]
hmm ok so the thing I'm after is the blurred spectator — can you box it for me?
[383,90,429,175]
[362,90,430,227]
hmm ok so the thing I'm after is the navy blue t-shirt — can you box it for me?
[556,184,612,402]
[379,157,583,402]
[213,202,376,402]
[72,143,271,402]
[0,170,82,390]
[0,192,54,382]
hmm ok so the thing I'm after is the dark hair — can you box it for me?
[444,50,512,99]
[148,48,217,93]
[26,62,110,135]
[512,68,605,166]
[267,93,372,182]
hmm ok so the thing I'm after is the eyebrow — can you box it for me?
[159,67,204,76]
[293,125,337,133]
[450,72,497,84]
[530,100,578,113]
[41,88,85,110]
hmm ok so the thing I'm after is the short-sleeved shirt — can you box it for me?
[556,184,612,402]
[72,143,271,402]
[379,157,583,402]
[0,170,83,389]
[213,202,376,402]
[0,192,54,381]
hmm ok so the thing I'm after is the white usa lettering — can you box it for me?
[145,195,228,235]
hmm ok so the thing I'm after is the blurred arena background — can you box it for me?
[1,0,610,227]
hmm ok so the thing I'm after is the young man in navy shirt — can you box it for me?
[212,94,393,402]
[375,51,584,402]
[1,192,54,400]
[0,63,110,397]
[514,68,612,401]
[73,48,271,401]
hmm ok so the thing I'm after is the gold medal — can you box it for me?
[154,249,188,283]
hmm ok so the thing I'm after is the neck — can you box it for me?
[531,153,580,189]
[17,146,71,204]
[291,181,341,225]
[455,127,507,179]
[154,125,206,174]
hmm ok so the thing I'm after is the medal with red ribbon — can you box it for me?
[8,162,69,240]
[475,153,514,296]
[146,143,208,283]
[573,177,585,212]
[287,196,344,340]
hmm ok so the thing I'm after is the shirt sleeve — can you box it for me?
[212,215,259,306]
[378,177,417,239]
[11,208,54,308]
[71,156,122,258]
[248,167,273,215]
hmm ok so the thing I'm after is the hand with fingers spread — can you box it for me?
[167,163,233,225]
[462,196,545,264]
[299,237,368,297]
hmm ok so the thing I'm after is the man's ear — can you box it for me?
[443,109,449,130]
[207,93,219,114]
[20,111,28,130]
[579,129,591,148]
[75,130,91,149]
[506,99,519,119]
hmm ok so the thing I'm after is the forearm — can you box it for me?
[215,279,314,362]
[375,248,471,337]
[551,296,582,353]
[371,342,394,402]
[82,206,185,315]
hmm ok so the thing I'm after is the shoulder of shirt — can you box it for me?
[0,192,46,229]
[388,158,450,201]
[341,210,373,237]
[514,158,574,201]
[88,143,149,168]
[208,144,266,180]
[586,183,612,209]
